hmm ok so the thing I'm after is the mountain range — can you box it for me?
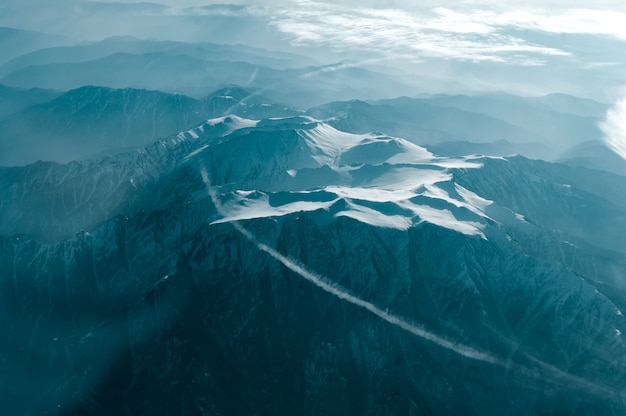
[0,85,300,165]
[2,19,626,416]
[2,112,626,415]
[0,27,74,66]
[1,84,615,170]
[0,31,413,107]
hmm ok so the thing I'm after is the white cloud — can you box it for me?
[452,8,626,40]
[160,6,250,17]
[600,96,626,160]
[268,1,626,66]
[271,2,572,65]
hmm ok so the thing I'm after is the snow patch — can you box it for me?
[195,116,500,238]
[368,168,451,191]
[203,115,258,136]
[405,203,486,238]
[184,144,210,161]
[455,184,492,212]
[300,123,433,167]
[216,179,489,237]
[211,191,337,224]
[300,122,367,165]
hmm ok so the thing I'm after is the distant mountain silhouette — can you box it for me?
[0,36,314,79]
[0,26,73,65]
[0,85,299,165]
[412,93,605,150]
[307,98,544,150]
[0,84,60,118]
[557,139,626,176]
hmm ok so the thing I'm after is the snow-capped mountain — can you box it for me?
[307,94,607,161]
[2,114,626,415]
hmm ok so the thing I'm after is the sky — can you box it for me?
[1,0,626,100]
[1,0,626,155]
[3,1,626,66]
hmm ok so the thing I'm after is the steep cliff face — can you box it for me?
[2,116,626,415]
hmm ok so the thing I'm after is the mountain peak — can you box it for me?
[205,86,252,102]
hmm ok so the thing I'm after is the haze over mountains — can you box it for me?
[0,80,612,168]
[2,1,626,415]
[0,84,300,165]
[0,32,414,106]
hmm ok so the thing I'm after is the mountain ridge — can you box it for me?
[2,107,626,415]
[0,85,300,166]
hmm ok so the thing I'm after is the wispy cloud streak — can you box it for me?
[270,2,568,65]
[600,96,626,160]
[270,1,626,65]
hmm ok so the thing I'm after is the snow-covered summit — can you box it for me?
[180,114,526,238]
[178,114,259,140]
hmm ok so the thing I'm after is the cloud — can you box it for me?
[450,8,626,40]
[270,1,626,66]
[600,96,626,160]
[270,2,571,65]
[160,4,256,17]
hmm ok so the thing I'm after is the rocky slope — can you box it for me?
[1,115,626,415]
